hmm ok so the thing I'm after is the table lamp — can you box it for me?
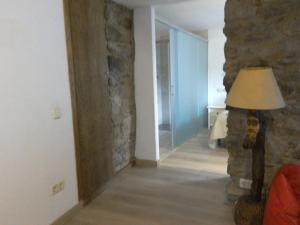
[225,67,285,224]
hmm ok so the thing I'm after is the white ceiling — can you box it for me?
[114,0,226,32]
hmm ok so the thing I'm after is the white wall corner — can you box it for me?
[0,1,78,225]
[134,7,159,161]
[208,28,227,106]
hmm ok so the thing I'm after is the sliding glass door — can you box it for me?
[156,21,173,157]
[170,29,208,147]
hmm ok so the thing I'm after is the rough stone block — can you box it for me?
[105,0,136,172]
[224,0,300,200]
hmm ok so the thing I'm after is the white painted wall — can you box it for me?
[0,1,78,225]
[208,28,226,106]
[134,7,159,161]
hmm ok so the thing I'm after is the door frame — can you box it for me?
[63,0,83,200]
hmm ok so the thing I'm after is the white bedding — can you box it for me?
[208,110,228,149]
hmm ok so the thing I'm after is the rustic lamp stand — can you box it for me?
[225,67,285,225]
[249,111,266,203]
[233,111,266,225]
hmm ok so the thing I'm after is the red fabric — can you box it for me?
[264,164,300,225]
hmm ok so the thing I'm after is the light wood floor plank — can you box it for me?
[66,131,234,225]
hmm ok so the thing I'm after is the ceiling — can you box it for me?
[114,0,226,32]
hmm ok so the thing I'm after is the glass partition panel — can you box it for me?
[170,29,208,147]
[156,21,173,157]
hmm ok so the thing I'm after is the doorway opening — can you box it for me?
[154,3,228,176]
[155,21,173,159]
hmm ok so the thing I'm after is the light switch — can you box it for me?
[52,106,61,120]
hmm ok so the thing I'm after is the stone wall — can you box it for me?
[105,0,136,172]
[224,0,300,200]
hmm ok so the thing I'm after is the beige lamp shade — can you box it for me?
[225,67,285,110]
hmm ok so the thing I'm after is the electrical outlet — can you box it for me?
[51,180,65,196]
[239,178,252,189]
[52,106,62,120]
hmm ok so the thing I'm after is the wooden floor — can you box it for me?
[159,129,172,158]
[66,130,234,225]
[160,130,228,175]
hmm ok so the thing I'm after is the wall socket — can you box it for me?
[52,106,62,120]
[239,178,252,189]
[51,180,65,196]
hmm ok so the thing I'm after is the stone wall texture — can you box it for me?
[105,0,136,172]
[224,0,300,200]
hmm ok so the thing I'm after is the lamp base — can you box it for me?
[234,195,264,225]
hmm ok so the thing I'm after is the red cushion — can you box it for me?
[264,164,300,225]
[280,165,300,204]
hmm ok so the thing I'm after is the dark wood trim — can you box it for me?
[62,0,83,200]
[62,0,114,204]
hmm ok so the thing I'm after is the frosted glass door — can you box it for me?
[170,29,208,147]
